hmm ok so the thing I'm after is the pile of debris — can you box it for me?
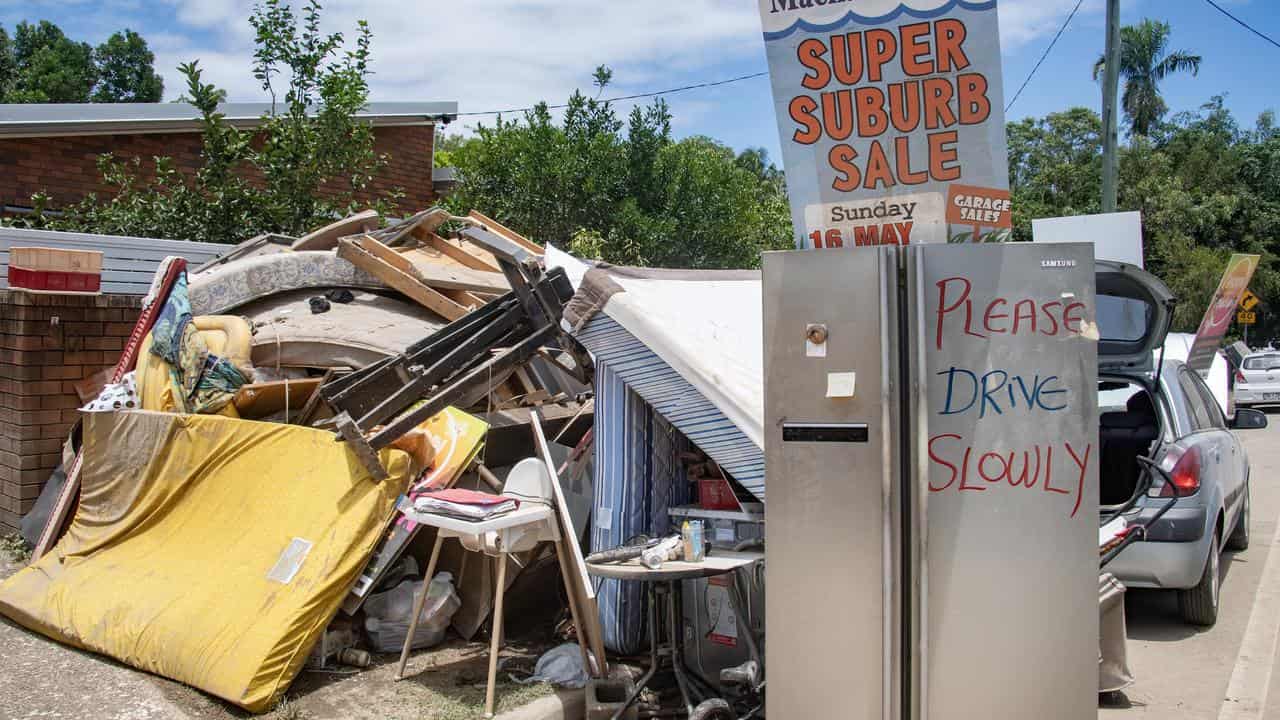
[0,207,607,714]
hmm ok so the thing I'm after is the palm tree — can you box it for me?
[1094,19,1201,136]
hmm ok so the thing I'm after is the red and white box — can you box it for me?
[7,246,103,294]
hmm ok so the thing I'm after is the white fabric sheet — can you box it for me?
[600,275,764,450]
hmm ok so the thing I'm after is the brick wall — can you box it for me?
[0,123,437,219]
[0,290,141,533]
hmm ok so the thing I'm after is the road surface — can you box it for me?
[1101,414,1280,719]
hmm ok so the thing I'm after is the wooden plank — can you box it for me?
[468,211,544,255]
[353,235,509,294]
[449,236,507,273]
[441,288,486,309]
[292,209,380,251]
[336,239,468,321]
[296,369,336,426]
[232,378,323,419]
[352,235,416,274]
[394,239,466,269]
[531,410,607,674]
[412,227,502,273]
[377,207,451,247]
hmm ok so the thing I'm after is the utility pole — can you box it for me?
[1100,0,1121,213]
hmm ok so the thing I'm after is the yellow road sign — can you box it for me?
[1238,310,1257,325]
[1241,290,1261,311]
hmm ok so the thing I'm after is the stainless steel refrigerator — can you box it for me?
[763,242,1098,719]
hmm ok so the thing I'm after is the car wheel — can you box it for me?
[1179,531,1221,626]
[1227,484,1251,552]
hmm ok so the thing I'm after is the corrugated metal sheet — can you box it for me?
[0,227,226,295]
[578,312,763,654]
[576,313,766,500]
[589,360,690,654]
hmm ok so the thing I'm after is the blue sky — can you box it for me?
[1,0,1276,163]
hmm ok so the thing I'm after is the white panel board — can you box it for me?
[1033,212,1144,267]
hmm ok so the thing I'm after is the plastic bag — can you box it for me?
[513,643,592,689]
[364,572,461,653]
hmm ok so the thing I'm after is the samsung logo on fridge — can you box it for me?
[1041,259,1078,268]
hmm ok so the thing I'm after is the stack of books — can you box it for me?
[413,488,519,521]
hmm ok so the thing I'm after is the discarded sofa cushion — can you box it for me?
[0,410,412,712]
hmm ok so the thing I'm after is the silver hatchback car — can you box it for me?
[1096,261,1266,626]
[1234,351,1280,408]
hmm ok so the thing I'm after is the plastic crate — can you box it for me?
[8,266,102,293]
[8,246,104,294]
[698,477,742,511]
[9,247,103,274]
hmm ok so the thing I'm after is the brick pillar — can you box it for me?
[0,290,142,533]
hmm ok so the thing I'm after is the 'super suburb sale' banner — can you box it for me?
[759,0,1010,249]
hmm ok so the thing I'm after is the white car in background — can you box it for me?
[1234,351,1280,409]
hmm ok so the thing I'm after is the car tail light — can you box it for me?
[1159,447,1201,497]
[1235,368,1247,383]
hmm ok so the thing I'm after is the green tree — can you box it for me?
[1006,107,1103,240]
[444,68,791,269]
[1093,19,1201,137]
[433,131,467,168]
[30,0,397,244]
[245,0,388,232]
[591,137,792,268]
[1007,100,1280,339]
[0,28,16,100]
[9,20,96,102]
[93,29,163,102]
[0,22,162,103]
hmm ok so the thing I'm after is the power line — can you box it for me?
[1202,0,1280,51]
[455,71,770,117]
[1005,0,1087,113]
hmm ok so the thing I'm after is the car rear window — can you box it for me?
[1243,355,1280,370]
[1096,295,1151,343]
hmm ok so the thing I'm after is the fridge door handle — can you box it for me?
[878,245,896,720]
[909,246,931,720]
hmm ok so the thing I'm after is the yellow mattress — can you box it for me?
[0,410,411,712]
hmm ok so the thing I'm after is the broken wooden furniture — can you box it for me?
[335,234,471,321]
[395,458,592,719]
[318,225,591,481]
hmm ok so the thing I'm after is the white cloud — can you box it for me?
[150,1,761,113]
[141,0,1102,123]
[999,0,1104,51]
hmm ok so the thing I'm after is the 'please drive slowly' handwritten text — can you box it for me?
[928,275,1093,518]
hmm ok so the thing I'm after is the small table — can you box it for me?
[395,501,594,719]
[587,551,762,719]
